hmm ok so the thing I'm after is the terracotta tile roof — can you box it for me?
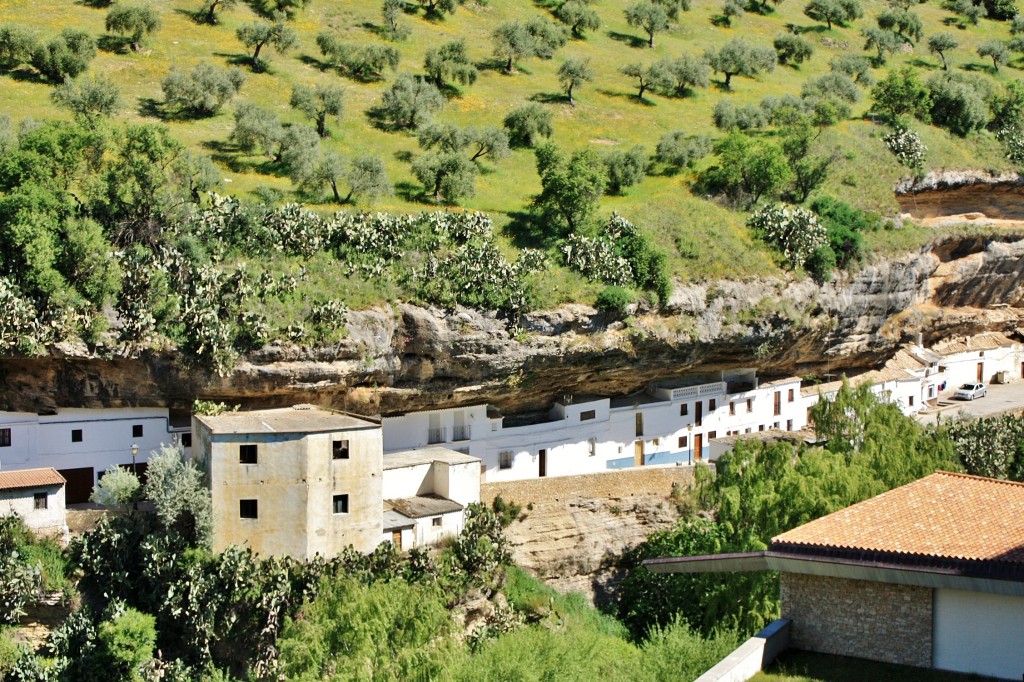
[887,349,927,371]
[932,332,1016,357]
[773,471,1024,564]
[0,467,66,492]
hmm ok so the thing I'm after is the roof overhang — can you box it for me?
[644,551,1024,597]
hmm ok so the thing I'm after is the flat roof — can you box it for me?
[195,405,379,435]
[385,494,463,519]
[383,446,480,469]
[709,429,818,446]
[0,467,65,492]
[383,510,416,531]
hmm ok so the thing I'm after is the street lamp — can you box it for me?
[687,425,693,466]
[130,443,139,510]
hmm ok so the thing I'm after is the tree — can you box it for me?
[236,13,296,71]
[978,40,1009,73]
[944,415,1024,481]
[664,55,709,96]
[467,126,510,162]
[803,0,861,28]
[555,0,601,38]
[625,2,669,48]
[345,154,393,203]
[782,122,839,202]
[0,24,39,69]
[492,21,533,73]
[533,143,607,233]
[91,466,140,507]
[928,72,990,136]
[230,102,283,156]
[720,0,746,26]
[928,33,958,71]
[412,151,478,204]
[871,67,931,122]
[381,0,410,41]
[98,607,157,682]
[558,57,593,106]
[317,35,401,82]
[105,4,160,52]
[774,33,813,65]
[417,122,509,163]
[290,83,344,137]
[51,74,121,126]
[202,0,238,25]
[527,16,569,59]
[620,61,673,99]
[503,103,553,147]
[954,0,983,25]
[161,62,245,117]
[143,443,212,545]
[604,146,648,194]
[280,125,322,186]
[655,131,712,172]
[862,27,902,65]
[830,54,873,85]
[30,29,96,83]
[699,132,792,206]
[424,40,477,88]
[876,8,922,45]
[704,38,777,89]
[418,0,466,17]
[375,73,444,129]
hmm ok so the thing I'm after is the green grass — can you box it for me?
[1,0,1022,303]
[754,650,1001,681]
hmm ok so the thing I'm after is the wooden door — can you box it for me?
[58,467,95,504]
[695,401,703,427]
[634,440,644,467]
[773,391,782,416]
[977,362,985,382]
[391,530,402,551]
[693,434,703,462]
[539,449,547,478]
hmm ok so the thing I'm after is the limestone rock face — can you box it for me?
[2,235,1024,415]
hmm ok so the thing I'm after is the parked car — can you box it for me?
[955,383,987,400]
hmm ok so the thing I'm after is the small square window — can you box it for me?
[432,517,442,527]
[239,499,258,519]
[33,493,47,510]
[71,429,83,443]
[239,444,257,464]
[499,451,513,469]
[181,433,192,448]
[708,431,717,439]
[759,425,765,432]
[333,494,349,514]
[680,403,688,416]
[0,428,10,447]
[709,399,716,411]
[678,436,688,449]
[132,424,144,438]
[580,410,596,421]
[333,439,350,459]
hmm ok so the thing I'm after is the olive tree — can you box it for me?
[231,103,284,157]
[236,13,296,71]
[803,0,862,28]
[774,33,813,65]
[704,38,777,89]
[201,0,238,25]
[533,143,607,233]
[558,57,593,106]
[424,40,477,88]
[412,151,478,204]
[655,131,712,172]
[375,73,444,129]
[978,40,1009,73]
[290,83,344,137]
[51,74,121,125]
[381,0,410,41]
[556,1,601,38]
[620,61,673,99]
[31,29,96,83]
[604,146,648,194]
[0,24,38,69]
[625,1,669,48]
[928,33,958,71]
[662,55,710,96]
[503,103,553,147]
[161,62,245,117]
[105,4,160,52]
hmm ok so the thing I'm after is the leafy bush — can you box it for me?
[90,466,141,507]
[596,285,635,316]
[883,125,927,171]
[30,29,96,82]
[655,132,711,172]
[747,203,826,268]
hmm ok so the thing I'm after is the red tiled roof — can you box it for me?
[0,468,66,492]
[773,471,1024,564]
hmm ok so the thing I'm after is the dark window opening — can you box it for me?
[708,431,717,439]
[747,398,753,413]
[33,493,47,510]
[432,517,442,527]
[333,439,350,459]
[181,433,192,448]
[71,429,83,443]
[239,499,258,519]
[0,428,10,447]
[132,424,144,438]
[580,410,596,421]
[333,494,349,514]
[680,403,688,416]
[709,399,716,411]
[678,436,688,449]
[239,444,257,464]
[729,402,735,416]
[788,388,795,403]
[499,451,513,469]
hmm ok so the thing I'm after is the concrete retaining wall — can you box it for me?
[480,464,697,506]
[694,619,791,682]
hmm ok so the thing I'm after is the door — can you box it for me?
[774,391,782,416]
[391,530,402,551]
[693,434,703,462]
[539,449,547,478]
[58,467,95,504]
[634,440,645,467]
[978,362,985,382]
[695,401,703,427]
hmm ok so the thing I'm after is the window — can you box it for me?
[788,388,795,403]
[909,396,915,407]
[432,517,442,527]
[746,398,753,413]
[729,402,735,416]
[333,439,350,459]
[71,429,83,443]
[239,499,258,519]
[786,419,793,431]
[333,494,349,514]
[679,403,688,416]
[678,436,688,449]
[499,451,513,469]
[759,425,765,432]
[0,428,10,447]
[239,444,257,464]
[708,431,717,439]
[709,399,716,411]
[744,428,751,434]
[588,438,597,457]
[132,424,144,438]
[580,410,596,421]
[635,413,644,437]
[181,433,192,448]
[33,493,47,510]
[652,438,660,446]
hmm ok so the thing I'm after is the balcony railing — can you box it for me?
[428,427,447,444]
[452,425,471,441]
[671,382,726,401]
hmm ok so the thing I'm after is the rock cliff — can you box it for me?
[2,234,1024,416]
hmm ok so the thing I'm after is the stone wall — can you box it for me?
[781,573,932,668]
[480,464,695,506]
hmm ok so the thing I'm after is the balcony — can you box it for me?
[427,427,447,444]
[452,424,471,441]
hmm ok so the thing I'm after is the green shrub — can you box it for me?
[595,285,634,316]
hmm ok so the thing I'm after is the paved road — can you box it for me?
[918,381,1024,425]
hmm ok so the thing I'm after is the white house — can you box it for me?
[0,407,192,503]
[0,467,68,541]
[932,332,1024,388]
[382,446,481,550]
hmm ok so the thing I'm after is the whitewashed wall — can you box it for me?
[0,485,66,536]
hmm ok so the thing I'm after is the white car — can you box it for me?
[955,383,987,400]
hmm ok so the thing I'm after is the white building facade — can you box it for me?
[0,467,68,541]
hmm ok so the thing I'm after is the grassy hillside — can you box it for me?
[0,0,1019,293]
